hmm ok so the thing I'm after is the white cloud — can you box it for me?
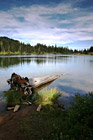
[0,2,93,48]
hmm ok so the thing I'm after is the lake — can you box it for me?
[0,54,93,112]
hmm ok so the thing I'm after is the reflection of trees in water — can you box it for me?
[31,58,47,65]
[0,55,71,68]
[31,56,70,65]
[0,57,31,68]
[0,57,47,68]
[55,55,72,62]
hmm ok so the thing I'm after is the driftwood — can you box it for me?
[36,104,42,112]
[13,105,20,112]
[7,107,14,110]
[7,73,60,95]
[29,75,60,88]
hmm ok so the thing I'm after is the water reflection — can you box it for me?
[34,81,53,92]
[0,55,93,112]
[0,57,31,68]
[0,55,72,68]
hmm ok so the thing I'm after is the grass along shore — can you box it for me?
[0,51,93,55]
[2,88,93,140]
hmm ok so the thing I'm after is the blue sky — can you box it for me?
[0,0,93,49]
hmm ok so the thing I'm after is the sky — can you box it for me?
[0,0,93,50]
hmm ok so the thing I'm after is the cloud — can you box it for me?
[0,1,93,48]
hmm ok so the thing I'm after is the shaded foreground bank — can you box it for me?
[0,90,93,140]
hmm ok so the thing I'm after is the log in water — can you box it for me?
[7,73,60,95]
[29,75,60,88]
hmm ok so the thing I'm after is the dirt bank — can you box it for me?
[0,104,38,140]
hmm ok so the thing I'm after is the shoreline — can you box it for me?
[0,52,93,55]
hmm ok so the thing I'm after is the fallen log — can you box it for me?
[7,73,60,95]
[29,75,60,88]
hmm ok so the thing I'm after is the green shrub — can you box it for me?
[50,93,93,140]
[4,87,33,106]
[4,88,23,106]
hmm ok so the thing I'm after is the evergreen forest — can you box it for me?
[0,37,93,54]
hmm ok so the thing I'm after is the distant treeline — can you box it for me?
[0,37,93,54]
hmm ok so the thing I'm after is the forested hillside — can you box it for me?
[0,37,93,54]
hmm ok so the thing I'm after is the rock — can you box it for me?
[7,107,14,110]
[36,104,42,112]
[13,105,20,112]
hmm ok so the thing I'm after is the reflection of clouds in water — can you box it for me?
[49,76,89,98]
[0,96,5,103]
[0,100,7,113]
[0,96,3,101]
[60,91,70,97]
[0,55,93,109]
[0,70,10,93]
[0,55,93,95]
[58,84,86,95]
[57,73,93,94]
[67,75,93,92]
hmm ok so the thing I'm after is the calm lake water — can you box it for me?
[0,54,93,112]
